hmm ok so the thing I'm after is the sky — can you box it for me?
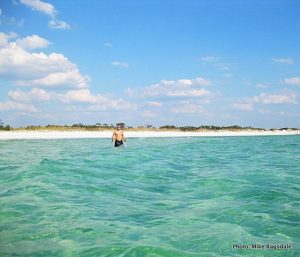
[0,0,300,128]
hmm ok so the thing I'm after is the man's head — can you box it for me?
[117,125,121,130]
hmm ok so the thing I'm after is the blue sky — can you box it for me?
[0,0,299,128]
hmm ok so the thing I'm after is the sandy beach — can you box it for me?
[0,130,299,140]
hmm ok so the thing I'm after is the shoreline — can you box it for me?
[0,130,299,140]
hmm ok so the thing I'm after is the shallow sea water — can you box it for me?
[0,136,299,256]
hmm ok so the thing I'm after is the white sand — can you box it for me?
[0,130,299,140]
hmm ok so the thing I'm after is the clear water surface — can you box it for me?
[0,136,299,256]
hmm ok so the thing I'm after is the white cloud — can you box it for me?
[252,92,297,104]
[147,101,162,107]
[60,89,137,111]
[142,77,211,97]
[0,33,88,88]
[61,89,97,103]
[111,61,129,68]
[192,77,212,86]
[233,92,297,112]
[0,32,17,46]
[20,0,70,30]
[20,0,56,17]
[0,100,38,112]
[48,19,71,30]
[284,77,300,86]
[272,58,293,65]
[8,88,52,103]
[17,71,89,88]
[171,102,203,114]
[86,101,136,111]
[5,87,137,113]
[16,34,50,49]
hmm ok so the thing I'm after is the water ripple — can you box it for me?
[0,136,299,256]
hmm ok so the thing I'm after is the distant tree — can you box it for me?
[0,120,11,131]
[71,123,84,127]
[179,126,197,131]
[159,125,177,129]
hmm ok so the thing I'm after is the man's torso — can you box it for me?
[114,130,123,141]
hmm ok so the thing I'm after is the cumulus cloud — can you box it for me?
[20,0,56,17]
[0,32,137,115]
[8,88,52,103]
[20,0,70,30]
[142,77,211,98]
[0,100,38,112]
[0,32,17,46]
[6,87,136,112]
[60,89,97,103]
[0,33,88,88]
[15,34,50,49]
[111,61,129,68]
[60,89,137,111]
[252,92,297,104]
[272,58,293,65]
[48,19,71,30]
[284,77,300,86]
[233,92,297,112]
[16,71,89,88]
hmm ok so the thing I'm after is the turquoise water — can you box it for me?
[0,136,299,257]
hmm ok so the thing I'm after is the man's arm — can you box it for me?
[122,131,126,142]
[112,131,116,142]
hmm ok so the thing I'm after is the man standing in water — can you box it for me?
[112,124,126,147]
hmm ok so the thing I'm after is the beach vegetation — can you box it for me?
[0,120,11,131]
[5,122,299,132]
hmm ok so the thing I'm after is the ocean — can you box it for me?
[0,136,299,256]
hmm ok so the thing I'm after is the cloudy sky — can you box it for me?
[0,0,299,128]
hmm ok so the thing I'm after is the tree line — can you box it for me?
[0,120,298,131]
[0,120,11,131]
